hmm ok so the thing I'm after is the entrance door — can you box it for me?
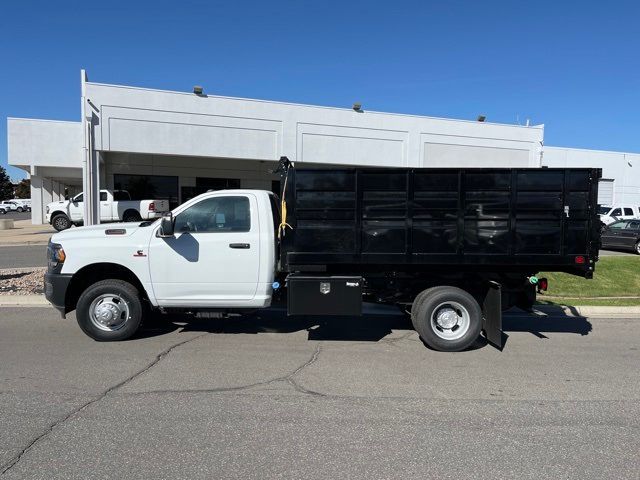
[148,193,260,306]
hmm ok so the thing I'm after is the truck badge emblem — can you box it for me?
[133,250,147,257]
[320,282,331,294]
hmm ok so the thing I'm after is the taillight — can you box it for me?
[575,255,586,264]
[538,277,548,292]
[149,202,156,212]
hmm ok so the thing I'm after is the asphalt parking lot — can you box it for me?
[0,211,31,222]
[0,306,638,479]
[0,246,47,268]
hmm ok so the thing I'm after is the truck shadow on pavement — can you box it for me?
[137,304,593,347]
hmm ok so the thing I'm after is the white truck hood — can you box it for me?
[47,200,70,210]
[51,222,153,243]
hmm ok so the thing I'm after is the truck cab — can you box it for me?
[45,189,278,336]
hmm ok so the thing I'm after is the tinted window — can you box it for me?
[609,221,628,229]
[114,174,179,209]
[597,206,611,215]
[611,208,622,216]
[180,177,240,204]
[175,196,250,233]
[628,221,640,230]
[100,192,108,201]
[113,191,131,201]
[624,208,634,216]
[74,194,83,202]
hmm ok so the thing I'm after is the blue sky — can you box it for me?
[1,0,639,180]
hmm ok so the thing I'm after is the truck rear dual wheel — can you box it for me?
[411,286,483,352]
[76,279,143,341]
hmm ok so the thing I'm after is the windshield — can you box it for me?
[597,206,611,215]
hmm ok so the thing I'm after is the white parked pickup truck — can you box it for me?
[598,205,640,225]
[46,190,169,231]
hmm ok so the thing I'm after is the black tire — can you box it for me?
[123,210,142,222]
[635,241,640,255]
[0,209,5,215]
[76,279,143,341]
[51,213,71,231]
[16,207,23,213]
[411,286,483,352]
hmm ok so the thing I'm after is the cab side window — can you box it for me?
[100,192,108,201]
[611,208,622,216]
[174,196,250,233]
[624,208,633,216]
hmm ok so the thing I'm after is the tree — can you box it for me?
[0,166,13,201]
[14,179,31,199]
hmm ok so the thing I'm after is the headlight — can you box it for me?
[47,242,66,269]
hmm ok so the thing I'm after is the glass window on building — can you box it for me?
[114,174,179,209]
[180,177,241,204]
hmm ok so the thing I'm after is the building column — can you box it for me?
[30,175,44,225]
[81,69,100,225]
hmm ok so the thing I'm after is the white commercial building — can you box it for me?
[6,70,638,225]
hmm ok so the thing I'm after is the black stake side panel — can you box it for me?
[280,167,602,277]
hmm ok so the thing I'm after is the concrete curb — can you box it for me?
[0,295,50,307]
[534,305,640,318]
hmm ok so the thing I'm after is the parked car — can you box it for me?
[0,201,18,212]
[45,190,170,231]
[9,199,31,212]
[598,205,640,225]
[601,219,640,254]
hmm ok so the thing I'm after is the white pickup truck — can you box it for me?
[46,190,169,231]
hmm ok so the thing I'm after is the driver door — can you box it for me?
[148,193,260,306]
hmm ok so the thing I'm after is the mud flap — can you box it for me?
[482,281,503,350]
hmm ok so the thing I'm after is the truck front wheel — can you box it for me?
[411,286,482,352]
[76,279,143,341]
[51,214,71,231]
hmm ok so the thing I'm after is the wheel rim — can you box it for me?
[430,301,471,341]
[54,217,68,230]
[636,243,640,255]
[89,294,131,332]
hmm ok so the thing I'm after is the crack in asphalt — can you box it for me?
[0,332,208,476]
[119,343,325,398]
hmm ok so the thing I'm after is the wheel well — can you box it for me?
[65,263,148,313]
[123,208,141,217]
[50,211,68,219]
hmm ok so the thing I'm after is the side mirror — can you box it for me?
[64,188,69,201]
[159,212,175,237]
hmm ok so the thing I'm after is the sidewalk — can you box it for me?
[0,220,55,246]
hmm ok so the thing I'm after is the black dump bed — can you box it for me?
[279,164,602,277]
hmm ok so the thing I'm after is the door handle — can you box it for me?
[229,243,250,249]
